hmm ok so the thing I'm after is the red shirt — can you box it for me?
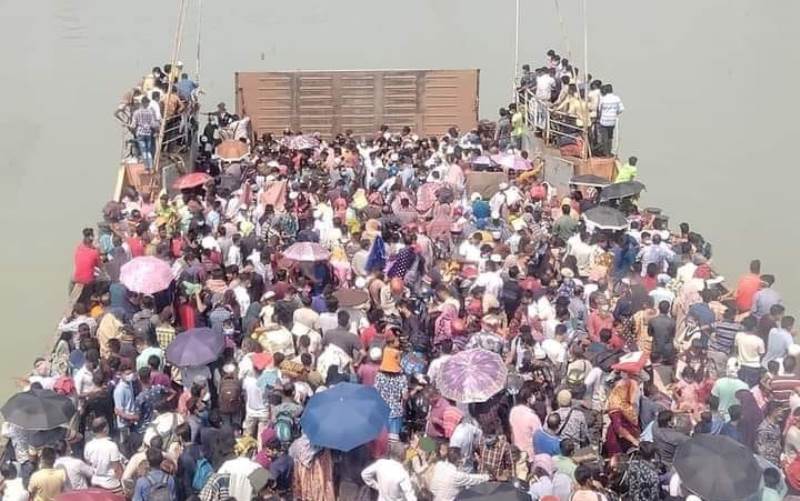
[642,275,657,292]
[178,303,197,330]
[360,324,378,349]
[587,310,614,342]
[127,236,145,258]
[736,273,761,312]
[73,243,100,284]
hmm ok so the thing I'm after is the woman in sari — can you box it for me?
[433,303,459,349]
[604,373,641,455]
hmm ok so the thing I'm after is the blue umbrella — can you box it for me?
[299,383,389,451]
[165,328,224,367]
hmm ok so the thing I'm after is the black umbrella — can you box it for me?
[457,482,529,500]
[28,427,67,448]
[570,174,611,187]
[599,180,646,201]
[673,434,761,501]
[1,389,76,431]
[583,206,629,230]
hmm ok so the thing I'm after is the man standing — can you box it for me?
[27,447,65,501]
[510,103,525,151]
[131,96,159,171]
[132,448,176,501]
[614,156,639,182]
[361,445,417,501]
[72,228,100,299]
[597,84,624,156]
[84,417,123,494]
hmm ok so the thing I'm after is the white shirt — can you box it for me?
[361,459,417,501]
[148,99,162,121]
[1,478,28,501]
[243,375,268,416]
[735,332,765,368]
[218,457,260,501]
[428,461,488,501]
[55,455,94,491]
[541,339,567,364]
[73,366,95,397]
[472,271,503,300]
[84,436,122,490]
[568,239,594,277]
[599,93,624,127]
[458,241,481,263]
[535,74,556,101]
[225,244,242,267]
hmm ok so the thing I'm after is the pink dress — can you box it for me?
[509,404,541,460]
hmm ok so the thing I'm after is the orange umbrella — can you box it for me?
[214,139,250,162]
[172,172,213,190]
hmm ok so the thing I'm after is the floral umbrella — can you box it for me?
[436,348,508,403]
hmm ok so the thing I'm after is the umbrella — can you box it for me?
[570,174,611,187]
[436,349,508,403]
[172,172,213,190]
[1,389,75,431]
[471,155,494,167]
[288,135,320,150]
[28,427,67,448]
[56,490,125,501]
[165,327,224,367]
[457,482,529,500]
[334,288,370,307]
[583,206,629,231]
[299,382,389,451]
[119,256,173,295]
[283,242,331,262]
[214,139,250,162]
[490,153,516,169]
[599,180,646,201]
[673,434,761,501]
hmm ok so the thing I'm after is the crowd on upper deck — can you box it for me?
[0,49,796,501]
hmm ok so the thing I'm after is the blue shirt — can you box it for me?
[113,380,135,430]
[133,469,176,501]
[688,303,715,326]
[533,429,561,456]
[175,78,197,101]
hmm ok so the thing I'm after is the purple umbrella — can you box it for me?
[165,328,224,367]
[436,349,508,403]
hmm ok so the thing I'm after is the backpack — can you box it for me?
[145,472,172,501]
[191,457,214,492]
[274,410,297,443]
[218,374,242,414]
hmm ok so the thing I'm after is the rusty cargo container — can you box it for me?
[235,69,479,139]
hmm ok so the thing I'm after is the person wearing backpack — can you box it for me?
[217,363,243,429]
[132,447,176,501]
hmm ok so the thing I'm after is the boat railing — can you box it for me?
[517,87,620,154]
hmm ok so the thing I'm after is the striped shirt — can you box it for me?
[709,320,741,354]
[599,93,624,127]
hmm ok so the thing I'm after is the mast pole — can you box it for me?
[513,0,520,99]
[582,0,590,161]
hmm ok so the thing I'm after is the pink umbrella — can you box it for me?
[119,256,174,294]
[57,489,125,501]
[283,242,331,262]
[173,172,213,190]
[436,348,508,403]
[490,153,516,169]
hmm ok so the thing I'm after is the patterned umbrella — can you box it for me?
[165,328,225,367]
[288,135,320,151]
[119,256,173,294]
[282,242,331,262]
[436,349,508,403]
[172,172,213,190]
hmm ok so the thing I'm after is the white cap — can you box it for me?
[499,182,509,191]
[490,254,503,263]
[470,192,481,201]
[491,210,500,219]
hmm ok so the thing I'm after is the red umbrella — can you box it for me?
[282,242,330,262]
[56,489,125,501]
[172,172,213,190]
[119,256,174,294]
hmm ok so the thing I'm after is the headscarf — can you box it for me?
[365,235,387,273]
[735,389,763,449]
[434,304,459,346]
[607,377,639,425]
[387,246,417,278]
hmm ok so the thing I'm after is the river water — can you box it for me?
[0,0,798,399]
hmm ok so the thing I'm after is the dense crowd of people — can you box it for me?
[0,50,796,501]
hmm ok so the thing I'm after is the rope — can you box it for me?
[552,0,573,62]
[153,0,189,177]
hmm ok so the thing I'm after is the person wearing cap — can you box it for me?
[550,390,588,445]
[358,346,383,387]
[242,351,272,440]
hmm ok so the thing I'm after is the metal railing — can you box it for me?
[516,86,620,155]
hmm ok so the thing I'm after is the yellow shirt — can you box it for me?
[615,162,638,182]
[28,467,66,501]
